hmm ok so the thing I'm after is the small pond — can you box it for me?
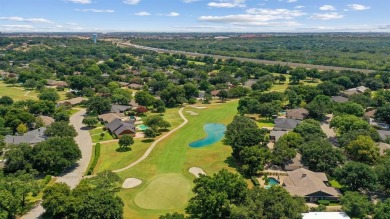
[189,123,226,148]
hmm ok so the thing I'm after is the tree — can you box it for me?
[217,90,228,102]
[38,88,60,102]
[225,116,258,145]
[4,143,33,173]
[230,128,268,159]
[186,169,248,219]
[257,101,281,119]
[335,162,377,191]
[16,123,28,134]
[375,156,390,191]
[45,121,77,138]
[86,96,111,115]
[374,199,390,219]
[183,83,199,99]
[337,128,380,148]
[305,95,332,119]
[24,79,37,89]
[334,101,365,117]
[160,84,186,107]
[272,132,303,164]
[203,93,212,104]
[32,137,82,175]
[290,67,307,84]
[144,128,156,139]
[136,106,148,115]
[54,111,70,122]
[135,91,155,107]
[231,186,306,219]
[330,115,370,134]
[341,192,373,219]
[375,104,390,124]
[294,119,326,140]
[144,115,169,131]
[82,117,98,127]
[317,81,341,96]
[345,136,379,164]
[100,132,105,139]
[118,135,134,151]
[300,139,345,172]
[0,96,14,105]
[160,120,171,130]
[160,212,186,219]
[239,146,271,176]
[42,183,72,218]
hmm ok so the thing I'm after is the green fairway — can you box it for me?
[116,100,239,219]
[0,81,38,100]
[134,174,192,210]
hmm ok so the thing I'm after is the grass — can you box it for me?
[257,119,275,128]
[91,131,115,143]
[134,174,192,210]
[116,100,239,219]
[0,81,38,100]
[329,179,343,189]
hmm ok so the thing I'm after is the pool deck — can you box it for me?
[258,170,288,188]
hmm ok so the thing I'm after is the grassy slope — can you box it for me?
[116,100,238,219]
[0,81,38,100]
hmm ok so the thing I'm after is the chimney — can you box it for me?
[302,174,307,178]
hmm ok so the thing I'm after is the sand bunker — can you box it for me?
[186,111,198,116]
[190,106,206,109]
[122,178,142,188]
[189,167,206,178]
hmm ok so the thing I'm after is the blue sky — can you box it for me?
[0,0,388,32]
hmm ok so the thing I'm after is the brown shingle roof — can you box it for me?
[286,108,309,120]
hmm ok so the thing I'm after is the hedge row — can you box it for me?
[87,143,101,175]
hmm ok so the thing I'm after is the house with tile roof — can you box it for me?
[283,168,341,202]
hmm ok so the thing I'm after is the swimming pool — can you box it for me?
[265,177,280,189]
[189,123,226,148]
[137,124,150,131]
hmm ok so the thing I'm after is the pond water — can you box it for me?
[189,123,226,148]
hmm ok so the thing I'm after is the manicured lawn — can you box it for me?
[116,100,239,219]
[93,140,151,173]
[0,81,38,100]
[257,119,275,128]
[91,131,114,143]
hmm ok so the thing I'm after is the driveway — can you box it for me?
[23,109,92,219]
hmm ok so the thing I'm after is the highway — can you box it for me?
[120,42,375,74]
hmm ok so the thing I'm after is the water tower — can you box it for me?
[92,34,97,44]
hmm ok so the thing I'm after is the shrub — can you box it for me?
[87,143,101,175]
[43,175,52,185]
[251,176,260,187]
[317,200,330,206]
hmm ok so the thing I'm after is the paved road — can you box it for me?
[113,107,187,173]
[121,42,375,74]
[23,109,93,219]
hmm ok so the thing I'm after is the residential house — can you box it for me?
[210,90,220,97]
[378,142,390,156]
[46,79,68,88]
[98,113,125,124]
[369,118,389,130]
[379,130,390,141]
[57,97,87,106]
[283,153,307,171]
[129,83,142,90]
[286,108,308,120]
[302,212,350,219]
[283,168,341,202]
[118,82,129,87]
[105,118,136,137]
[331,96,349,103]
[269,130,288,142]
[342,86,369,96]
[365,109,376,118]
[274,118,301,131]
[38,115,55,126]
[111,104,131,113]
[5,128,47,145]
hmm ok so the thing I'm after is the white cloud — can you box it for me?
[134,11,150,16]
[319,5,336,11]
[208,0,246,8]
[167,12,180,16]
[286,0,297,3]
[65,0,91,4]
[311,12,344,20]
[0,25,34,29]
[347,4,370,11]
[295,5,304,9]
[199,8,304,26]
[123,0,141,5]
[75,9,114,13]
[0,16,53,23]
[182,0,201,3]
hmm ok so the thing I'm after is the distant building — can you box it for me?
[342,86,369,96]
[269,130,288,142]
[98,113,125,124]
[283,153,307,171]
[92,34,97,44]
[111,104,132,114]
[58,97,87,106]
[105,118,135,137]
[38,115,55,127]
[302,212,350,219]
[5,128,47,145]
[129,83,142,90]
[331,96,349,103]
[46,79,68,88]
